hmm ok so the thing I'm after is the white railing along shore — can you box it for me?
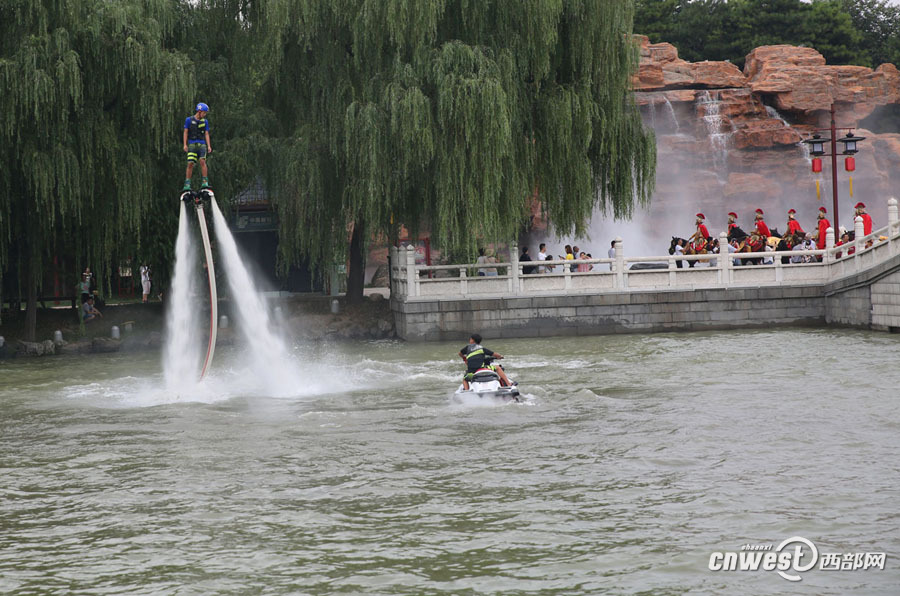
[390,198,900,300]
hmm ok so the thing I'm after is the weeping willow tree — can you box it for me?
[0,0,194,337]
[257,0,655,301]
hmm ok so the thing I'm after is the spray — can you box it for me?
[163,202,202,390]
[209,200,302,395]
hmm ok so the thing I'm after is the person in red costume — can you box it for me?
[815,206,831,251]
[727,212,738,234]
[855,202,873,236]
[690,212,711,251]
[754,208,771,237]
[786,209,805,236]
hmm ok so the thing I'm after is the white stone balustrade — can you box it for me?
[390,198,900,301]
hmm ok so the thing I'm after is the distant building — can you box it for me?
[231,180,323,293]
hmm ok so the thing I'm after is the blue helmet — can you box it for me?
[195,102,209,112]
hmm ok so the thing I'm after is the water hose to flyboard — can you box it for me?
[195,194,218,379]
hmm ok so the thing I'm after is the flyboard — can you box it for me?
[180,188,218,379]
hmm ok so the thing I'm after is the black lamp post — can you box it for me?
[802,104,865,232]
[838,131,865,155]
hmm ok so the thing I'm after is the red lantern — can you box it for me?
[811,157,822,173]
[845,156,856,172]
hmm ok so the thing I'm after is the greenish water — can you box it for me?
[1,329,898,594]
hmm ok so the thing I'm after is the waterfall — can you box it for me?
[209,200,302,395]
[163,202,202,390]
[663,96,680,132]
[697,90,735,173]
[648,95,680,134]
[766,104,815,169]
[765,104,790,128]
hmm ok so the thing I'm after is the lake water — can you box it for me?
[1,329,898,594]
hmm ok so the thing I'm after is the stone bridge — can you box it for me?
[390,200,900,341]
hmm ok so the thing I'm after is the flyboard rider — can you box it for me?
[183,102,212,191]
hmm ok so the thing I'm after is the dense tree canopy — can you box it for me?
[254,0,655,298]
[634,0,899,68]
[2,0,656,327]
[839,0,900,68]
[0,0,196,335]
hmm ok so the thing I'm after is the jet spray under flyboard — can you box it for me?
[179,188,218,380]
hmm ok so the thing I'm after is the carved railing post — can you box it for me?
[406,246,419,297]
[854,215,864,271]
[718,232,730,284]
[888,198,898,255]
[614,237,625,289]
[509,242,519,295]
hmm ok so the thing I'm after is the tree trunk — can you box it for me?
[24,265,37,342]
[346,220,366,303]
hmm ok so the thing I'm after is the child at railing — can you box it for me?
[544,255,555,273]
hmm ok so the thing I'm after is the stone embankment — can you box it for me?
[1,293,395,358]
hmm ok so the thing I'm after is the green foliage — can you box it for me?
[258,0,655,270]
[1,0,656,309]
[0,0,195,298]
[839,0,900,67]
[634,0,896,68]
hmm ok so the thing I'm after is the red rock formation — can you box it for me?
[628,36,900,243]
[634,36,746,91]
[743,45,900,120]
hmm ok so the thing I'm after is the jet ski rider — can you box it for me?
[459,333,512,390]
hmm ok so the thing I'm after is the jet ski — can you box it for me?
[454,358,521,402]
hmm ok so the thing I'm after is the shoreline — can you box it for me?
[0,293,395,359]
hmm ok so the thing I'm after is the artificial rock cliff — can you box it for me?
[632,36,900,237]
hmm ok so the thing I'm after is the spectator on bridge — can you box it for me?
[763,242,775,265]
[577,251,592,272]
[537,243,548,273]
[801,235,815,260]
[476,248,488,276]
[520,247,535,275]
[790,240,806,263]
[708,239,719,268]
[559,245,574,270]
[608,240,616,271]
[727,239,740,266]
[673,238,685,269]
[544,255,555,273]
[484,253,498,276]
[835,231,855,259]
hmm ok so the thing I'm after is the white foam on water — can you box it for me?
[449,391,515,408]
[56,355,362,408]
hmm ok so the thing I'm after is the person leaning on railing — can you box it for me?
[544,255,555,273]
[475,248,488,276]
